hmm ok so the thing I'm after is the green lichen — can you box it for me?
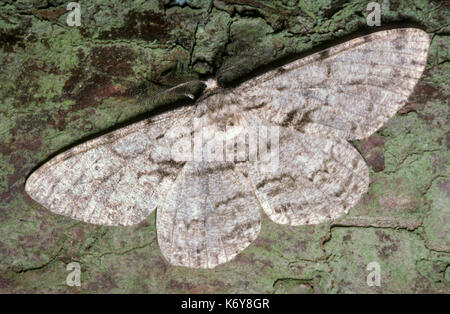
[0,0,448,293]
[423,178,450,252]
[324,227,441,293]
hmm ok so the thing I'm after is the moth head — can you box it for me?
[203,78,218,92]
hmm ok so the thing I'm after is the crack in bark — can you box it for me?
[10,244,66,274]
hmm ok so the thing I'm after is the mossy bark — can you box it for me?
[0,0,448,293]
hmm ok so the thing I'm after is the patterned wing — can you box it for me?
[156,161,261,268]
[235,28,430,139]
[241,113,369,225]
[25,107,194,226]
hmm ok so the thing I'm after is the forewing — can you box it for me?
[157,161,261,268]
[25,107,194,226]
[236,28,430,139]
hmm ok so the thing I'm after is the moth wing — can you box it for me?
[236,28,430,139]
[156,161,261,268]
[25,107,194,226]
[240,113,369,225]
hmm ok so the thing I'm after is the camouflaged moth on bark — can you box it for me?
[26,28,431,269]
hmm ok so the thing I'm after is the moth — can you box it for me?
[26,28,430,269]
